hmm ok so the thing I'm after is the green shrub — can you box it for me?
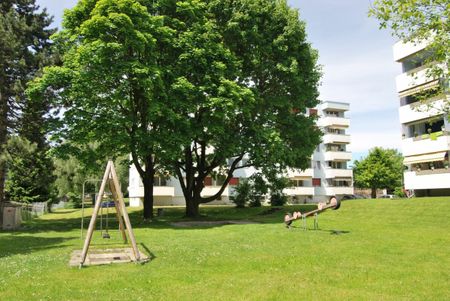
[231,180,251,208]
[394,187,406,198]
[270,193,288,206]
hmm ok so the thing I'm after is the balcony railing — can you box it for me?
[320,117,350,128]
[415,168,450,176]
[323,134,351,144]
[324,168,353,178]
[201,186,230,197]
[286,168,314,178]
[401,134,449,157]
[324,151,352,161]
[284,187,314,196]
[411,130,448,141]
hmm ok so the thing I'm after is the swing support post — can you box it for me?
[78,160,141,267]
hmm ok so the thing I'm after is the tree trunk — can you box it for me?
[185,197,200,218]
[142,176,154,220]
[371,188,377,199]
[142,155,155,220]
[0,87,8,221]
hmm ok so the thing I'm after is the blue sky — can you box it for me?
[36,0,402,162]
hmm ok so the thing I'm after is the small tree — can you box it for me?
[268,176,290,206]
[248,175,268,207]
[230,179,251,208]
[353,147,404,199]
[2,136,56,204]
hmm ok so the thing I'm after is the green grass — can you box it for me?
[1,197,449,300]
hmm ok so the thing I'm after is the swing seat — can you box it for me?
[102,233,111,239]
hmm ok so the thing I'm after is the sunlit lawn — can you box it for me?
[0,197,449,300]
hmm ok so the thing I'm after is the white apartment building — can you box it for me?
[128,101,354,207]
[312,101,353,201]
[393,40,450,196]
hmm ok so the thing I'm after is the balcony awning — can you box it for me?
[332,177,353,181]
[398,80,439,97]
[403,151,447,165]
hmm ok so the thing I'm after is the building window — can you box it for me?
[290,180,304,187]
[326,144,346,152]
[406,118,445,138]
[154,176,167,186]
[315,161,321,169]
[328,161,346,169]
[312,178,321,187]
[325,110,341,117]
[327,128,344,135]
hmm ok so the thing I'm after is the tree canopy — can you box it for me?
[168,0,321,216]
[29,0,321,218]
[369,0,449,112]
[353,147,404,198]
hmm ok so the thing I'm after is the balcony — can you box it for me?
[319,117,350,128]
[404,170,450,190]
[393,39,429,62]
[201,186,230,197]
[154,186,175,197]
[324,168,353,178]
[323,134,351,144]
[324,151,352,162]
[283,187,314,196]
[325,187,354,196]
[129,186,175,198]
[399,97,447,124]
[395,65,441,93]
[401,133,449,157]
[321,101,350,112]
[286,168,313,178]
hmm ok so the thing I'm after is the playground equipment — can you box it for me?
[284,197,341,230]
[70,161,149,267]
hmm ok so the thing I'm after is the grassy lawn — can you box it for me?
[0,197,449,300]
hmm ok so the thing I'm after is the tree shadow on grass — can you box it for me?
[2,204,338,233]
[284,223,351,234]
[0,234,75,258]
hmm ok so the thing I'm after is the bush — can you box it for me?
[394,187,406,198]
[66,192,82,208]
[231,180,251,208]
[270,193,288,206]
[248,196,262,207]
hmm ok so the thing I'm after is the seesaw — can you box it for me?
[284,196,341,230]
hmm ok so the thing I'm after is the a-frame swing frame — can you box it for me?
[78,160,141,267]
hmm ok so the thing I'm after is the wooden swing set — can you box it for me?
[69,160,149,267]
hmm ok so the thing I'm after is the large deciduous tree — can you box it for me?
[353,147,404,198]
[29,0,321,218]
[28,0,177,220]
[168,0,321,216]
[0,0,55,209]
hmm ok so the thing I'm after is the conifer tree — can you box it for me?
[0,1,55,208]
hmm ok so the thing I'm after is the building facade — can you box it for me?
[128,101,354,207]
[393,40,450,196]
